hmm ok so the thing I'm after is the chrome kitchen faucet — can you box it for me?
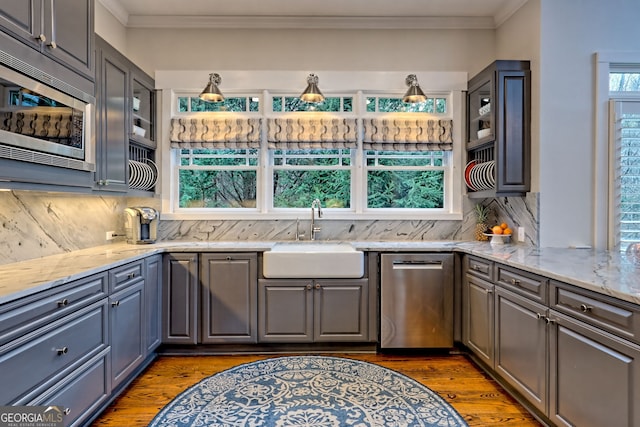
[310,198,323,240]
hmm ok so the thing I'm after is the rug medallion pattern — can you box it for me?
[149,355,468,427]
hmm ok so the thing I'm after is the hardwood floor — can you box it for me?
[91,353,543,427]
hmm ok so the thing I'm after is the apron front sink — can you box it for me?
[263,242,364,278]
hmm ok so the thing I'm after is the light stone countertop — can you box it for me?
[1,240,639,306]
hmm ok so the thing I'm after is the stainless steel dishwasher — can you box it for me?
[380,253,454,349]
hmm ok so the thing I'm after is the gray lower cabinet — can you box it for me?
[162,253,199,344]
[548,310,640,427]
[109,261,145,390]
[258,278,369,343]
[200,253,258,344]
[463,254,640,427]
[494,287,547,414]
[145,255,162,354]
[462,273,495,367]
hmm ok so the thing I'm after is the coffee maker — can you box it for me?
[124,207,158,244]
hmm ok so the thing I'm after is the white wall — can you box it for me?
[536,0,640,248]
[94,0,128,54]
[124,28,495,78]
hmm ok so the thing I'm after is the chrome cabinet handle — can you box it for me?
[56,347,68,355]
[306,284,312,290]
[315,283,321,290]
[127,272,136,279]
[111,300,120,307]
[47,0,57,49]
[63,408,70,415]
[57,298,69,307]
[536,313,543,320]
[545,317,556,325]
[472,264,480,271]
[510,278,521,285]
[226,256,232,261]
[36,33,46,42]
[580,304,593,313]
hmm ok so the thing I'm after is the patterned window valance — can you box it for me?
[267,118,358,149]
[169,117,262,149]
[362,118,453,151]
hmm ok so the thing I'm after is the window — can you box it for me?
[609,68,640,251]
[166,88,460,220]
[366,150,446,209]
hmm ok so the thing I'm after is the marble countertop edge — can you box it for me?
[1,240,638,306]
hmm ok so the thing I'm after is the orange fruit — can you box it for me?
[500,222,509,230]
[503,228,513,235]
[492,225,503,235]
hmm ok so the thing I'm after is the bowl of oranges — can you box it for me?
[483,223,513,245]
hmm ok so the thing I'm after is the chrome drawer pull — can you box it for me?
[472,265,480,271]
[580,304,593,313]
[111,300,120,307]
[545,317,556,325]
[127,272,136,279]
[57,299,69,307]
[63,408,70,415]
[510,278,521,285]
[56,347,68,355]
[306,284,312,290]
[536,313,543,320]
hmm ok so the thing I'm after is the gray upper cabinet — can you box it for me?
[95,36,129,192]
[0,0,94,88]
[94,35,157,195]
[466,60,531,198]
[162,253,199,345]
[258,278,369,343]
[200,253,258,344]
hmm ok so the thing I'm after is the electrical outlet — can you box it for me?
[106,231,115,241]
[517,227,525,242]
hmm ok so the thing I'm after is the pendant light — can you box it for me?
[199,73,224,102]
[402,74,427,103]
[300,73,324,103]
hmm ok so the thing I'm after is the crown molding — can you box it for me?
[97,0,129,26]
[493,0,529,27]
[125,15,496,30]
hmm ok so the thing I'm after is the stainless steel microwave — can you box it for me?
[0,53,95,172]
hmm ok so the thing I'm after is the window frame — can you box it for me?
[595,52,640,250]
[160,82,464,221]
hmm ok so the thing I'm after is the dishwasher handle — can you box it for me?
[391,260,443,270]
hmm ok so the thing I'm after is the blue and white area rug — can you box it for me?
[149,355,469,427]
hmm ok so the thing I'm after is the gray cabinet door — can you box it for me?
[200,253,257,344]
[549,310,640,427]
[43,0,93,79]
[314,279,368,342]
[110,281,144,389]
[0,1,41,50]
[258,279,313,343]
[162,254,198,344]
[494,287,547,414]
[95,36,128,192]
[144,255,162,354]
[463,274,495,367]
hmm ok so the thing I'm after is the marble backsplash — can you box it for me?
[0,190,539,265]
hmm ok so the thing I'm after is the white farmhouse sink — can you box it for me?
[263,242,364,278]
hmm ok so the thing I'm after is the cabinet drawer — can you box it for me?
[465,256,494,281]
[0,299,108,404]
[496,264,547,303]
[109,260,144,293]
[29,349,110,427]
[551,281,640,344]
[0,273,107,346]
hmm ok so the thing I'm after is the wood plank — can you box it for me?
[90,354,542,427]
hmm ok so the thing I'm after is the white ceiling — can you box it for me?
[98,0,529,30]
